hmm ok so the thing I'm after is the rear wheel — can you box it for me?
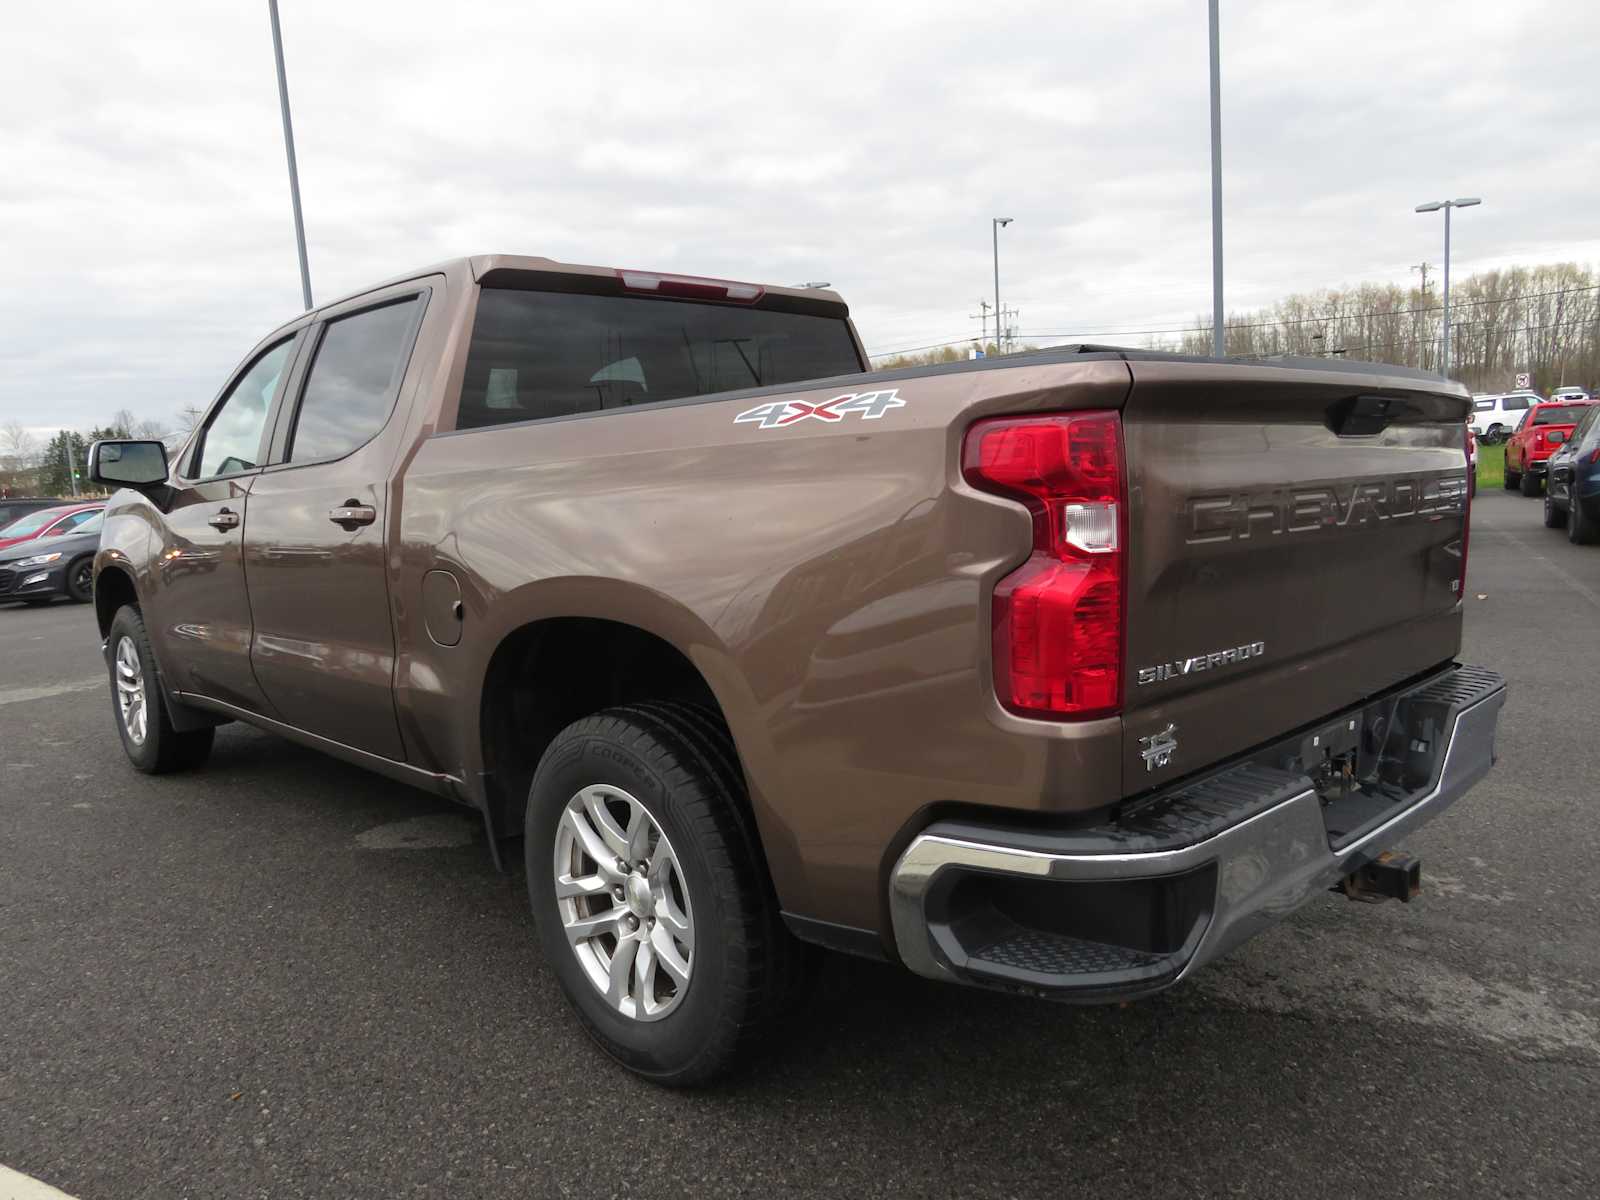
[67,555,94,603]
[1521,470,1543,497]
[525,701,805,1086]
[1503,466,1521,490]
[107,605,215,773]
[1571,497,1600,545]
[1485,424,1504,444]
[1544,492,1567,528]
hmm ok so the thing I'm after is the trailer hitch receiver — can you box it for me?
[1340,851,1421,903]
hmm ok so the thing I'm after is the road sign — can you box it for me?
[1515,373,1531,389]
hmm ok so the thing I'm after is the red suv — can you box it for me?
[1505,402,1596,497]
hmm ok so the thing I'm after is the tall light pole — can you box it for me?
[992,217,1012,354]
[268,0,313,311]
[1414,197,1481,379]
[1208,0,1224,357]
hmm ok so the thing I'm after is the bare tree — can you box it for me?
[1,420,36,465]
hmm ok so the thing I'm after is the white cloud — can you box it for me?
[0,0,1594,433]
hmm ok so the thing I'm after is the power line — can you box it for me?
[865,283,1600,360]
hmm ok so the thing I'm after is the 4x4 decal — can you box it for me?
[734,388,905,429]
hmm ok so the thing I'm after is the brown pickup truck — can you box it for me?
[89,254,1504,1084]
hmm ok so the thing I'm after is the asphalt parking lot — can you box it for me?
[2,488,1597,1199]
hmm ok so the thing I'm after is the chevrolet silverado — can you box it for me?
[89,255,1503,1084]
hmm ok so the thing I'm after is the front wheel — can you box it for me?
[67,555,94,603]
[1544,492,1567,528]
[525,702,805,1086]
[1503,467,1521,490]
[1521,471,1543,497]
[107,605,215,773]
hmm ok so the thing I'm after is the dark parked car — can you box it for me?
[0,511,103,604]
[1544,404,1600,544]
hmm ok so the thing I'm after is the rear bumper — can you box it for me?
[889,664,1505,998]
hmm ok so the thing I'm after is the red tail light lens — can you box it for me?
[1459,424,1472,598]
[962,411,1126,719]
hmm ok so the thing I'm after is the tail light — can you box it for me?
[962,411,1126,719]
[1590,447,1600,465]
[1458,424,1472,598]
[617,269,763,303]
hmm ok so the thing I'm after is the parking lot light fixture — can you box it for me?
[1414,197,1483,379]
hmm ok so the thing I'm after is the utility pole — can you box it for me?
[268,0,313,311]
[63,437,79,498]
[1207,0,1224,358]
[992,217,1012,357]
[969,299,992,348]
[1412,261,1432,297]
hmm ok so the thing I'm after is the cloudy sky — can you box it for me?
[2,0,1597,439]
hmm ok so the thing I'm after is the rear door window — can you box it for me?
[287,297,422,463]
[1504,396,1530,412]
[455,288,863,430]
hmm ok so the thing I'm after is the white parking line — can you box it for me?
[0,1164,81,1200]
[0,678,103,707]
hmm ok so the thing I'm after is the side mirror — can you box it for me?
[89,439,169,489]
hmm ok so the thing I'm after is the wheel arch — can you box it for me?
[469,581,802,908]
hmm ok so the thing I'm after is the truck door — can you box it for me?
[148,333,302,714]
[241,285,431,761]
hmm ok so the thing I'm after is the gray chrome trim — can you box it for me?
[890,682,1505,985]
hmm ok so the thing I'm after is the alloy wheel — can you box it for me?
[553,784,695,1022]
[114,635,148,746]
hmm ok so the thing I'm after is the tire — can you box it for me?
[1544,492,1567,528]
[107,605,215,773]
[1485,424,1504,444]
[1503,466,1520,490]
[1520,470,1542,497]
[1571,497,1600,546]
[66,555,94,603]
[525,701,806,1086]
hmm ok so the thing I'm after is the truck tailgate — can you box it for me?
[1119,358,1470,792]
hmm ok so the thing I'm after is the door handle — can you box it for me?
[328,503,377,528]
[208,507,241,531]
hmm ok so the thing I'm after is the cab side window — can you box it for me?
[287,297,421,464]
[193,339,295,479]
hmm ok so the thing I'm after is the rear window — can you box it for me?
[455,288,863,430]
[0,507,73,537]
[1532,405,1590,426]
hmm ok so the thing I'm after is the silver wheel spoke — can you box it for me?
[561,806,621,875]
[656,893,693,952]
[606,937,639,1006]
[634,940,658,1014]
[555,872,610,900]
[649,925,691,987]
[581,789,632,860]
[564,906,624,946]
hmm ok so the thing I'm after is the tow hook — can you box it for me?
[1339,851,1421,903]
